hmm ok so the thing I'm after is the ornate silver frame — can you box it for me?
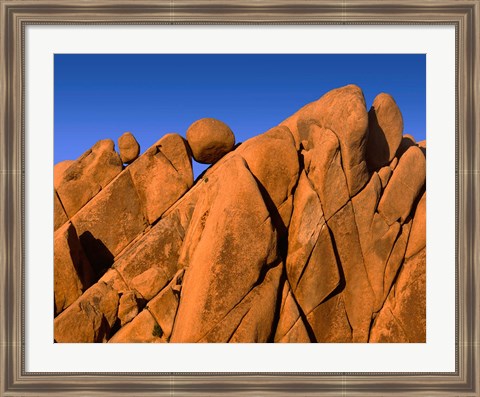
[1,1,478,395]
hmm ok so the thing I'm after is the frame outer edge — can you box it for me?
[0,0,478,396]
[469,0,479,395]
[0,0,6,394]
[458,1,479,395]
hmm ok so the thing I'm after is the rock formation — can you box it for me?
[118,132,140,164]
[186,118,235,164]
[53,85,426,343]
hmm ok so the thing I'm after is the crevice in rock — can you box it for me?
[269,268,289,342]
[54,190,70,225]
[225,309,251,343]
[155,145,180,175]
[194,259,283,343]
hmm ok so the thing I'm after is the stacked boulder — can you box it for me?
[54,85,426,343]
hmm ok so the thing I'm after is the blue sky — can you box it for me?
[54,54,426,178]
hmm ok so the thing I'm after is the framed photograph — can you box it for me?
[1,0,479,395]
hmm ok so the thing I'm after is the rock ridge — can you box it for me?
[54,85,426,343]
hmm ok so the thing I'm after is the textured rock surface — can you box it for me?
[54,190,68,231]
[71,170,147,274]
[54,222,94,315]
[129,133,193,224]
[54,160,74,190]
[170,156,278,342]
[56,140,123,218]
[366,93,404,170]
[118,132,140,164]
[186,118,235,164]
[377,146,426,225]
[54,85,426,343]
[281,84,370,196]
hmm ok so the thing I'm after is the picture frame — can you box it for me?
[1,0,478,395]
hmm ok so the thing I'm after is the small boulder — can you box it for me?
[186,118,235,164]
[118,291,139,326]
[108,310,165,343]
[118,132,140,164]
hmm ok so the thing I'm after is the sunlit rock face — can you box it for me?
[53,85,426,343]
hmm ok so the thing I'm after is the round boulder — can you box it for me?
[186,118,235,164]
[118,132,140,164]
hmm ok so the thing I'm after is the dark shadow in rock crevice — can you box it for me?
[324,224,347,303]
[79,231,114,279]
[267,266,288,343]
[95,315,113,343]
[67,224,95,290]
[395,136,416,160]
[366,108,390,171]
[250,174,289,260]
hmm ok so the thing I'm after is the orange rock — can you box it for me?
[130,267,170,301]
[118,290,139,326]
[52,86,426,344]
[129,134,193,224]
[286,171,341,318]
[370,248,426,342]
[54,160,74,190]
[170,156,278,342]
[363,216,400,311]
[377,146,426,225]
[281,84,370,196]
[378,165,392,188]
[113,214,184,289]
[390,156,398,170]
[286,171,324,288]
[274,281,311,343]
[396,135,417,159]
[366,93,404,170]
[293,223,340,316]
[186,118,235,164]
[157,133,194,188]
[195,262,283,343]
[369,300,410,343]
[99,268,129,295]
[305,126,350,220]
[118,132,140,164]
[351,173,404,310]
[227,262,283,343]
[327,202,375,342]
[382,219,412,308]
[54,190,68,231]
[405,192,426,258]
[54,222,94,316]
[236,126,299,230]
[307,293,353,343]
[351,173,382,255]
[56,140,123,217]
[71,170,147,273]
[108,310,166,343]
[147,271,184,340]
[54,281,119,342]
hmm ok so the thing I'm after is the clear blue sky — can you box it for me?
[54,54,425,178]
